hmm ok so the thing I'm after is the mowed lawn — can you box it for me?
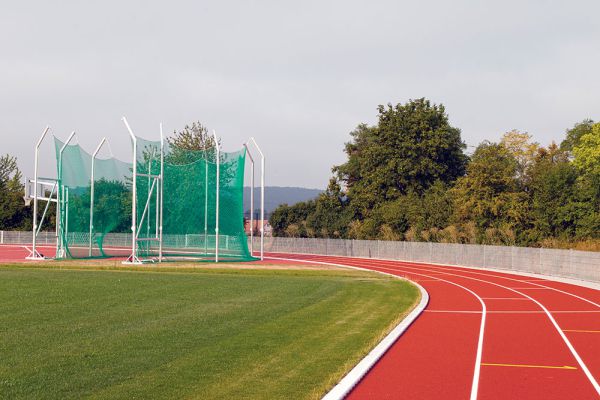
[0,265,419,399]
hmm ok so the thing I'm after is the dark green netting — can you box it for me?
[55,137,132,258]
[134,136,253,261]
[54,135,254,262]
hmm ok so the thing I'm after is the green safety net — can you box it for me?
[55,135,254,262]
[134,136,253,261]
[54,137,132,258]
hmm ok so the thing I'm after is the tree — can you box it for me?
[528,143,579,240]
[0,154,28,229]
[572,123,600,176]
[451,142,530,243]
[166,121,219,165]
[500,130,539,186]
[167,121,216,151]
[269,201,317,237]
[334,99,467,215]
[561,119,594,152]
[305,179,353,238]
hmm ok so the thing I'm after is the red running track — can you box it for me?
[266,252,600,400]
[2,245,599,399]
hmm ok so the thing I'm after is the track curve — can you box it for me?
[266,253,600,400]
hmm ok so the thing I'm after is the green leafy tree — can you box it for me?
[167,121,216,151]
[334,98,467,216]
[269,200,317,237]
[0,154,28,229]
[528,143,579,240]
[306,179,353,238]
[451,142,530,243]
[500,130,539,186]
[166,121,219,165]
[561,119,594,152]
[572,123,600,176]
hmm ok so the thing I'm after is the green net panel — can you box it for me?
[55,134,254,262]
[55,137,132,258]
[134,136,254,262]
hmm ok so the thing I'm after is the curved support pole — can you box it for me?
[159,123,164,262]
[122,117,140,264]
[27,126,51,260]
[243,143,255,255]
[248,137,265,261]
[89,137,107,257]
[56,131,77,259]
[213,130,220,263]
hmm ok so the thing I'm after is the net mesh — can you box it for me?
[55,135,254,262]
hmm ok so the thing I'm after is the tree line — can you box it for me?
[270,99,600,250]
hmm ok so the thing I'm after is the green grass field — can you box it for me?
[0,264,419,399]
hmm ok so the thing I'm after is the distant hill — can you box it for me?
[243,186,322,218]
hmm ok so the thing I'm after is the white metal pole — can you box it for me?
[28,126,50,260]
[243,143,255,255]
[147,155,151,238]
[204,158,208,255]
[159,123,164,262]
[249,137,265,260]
[65,187,69,242]
[57,131,76,259]
[122,117,138,263]
[213,130,220,263]
[90,137,107,257]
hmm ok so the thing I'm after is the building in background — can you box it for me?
[244,220,272,237]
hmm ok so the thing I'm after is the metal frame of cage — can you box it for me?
[25,119,264,264]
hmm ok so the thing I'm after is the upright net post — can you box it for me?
[27,126,50,260]
[122,117,140,264]
[57,131,77,259]
[159,123,164,262]
[90,137,107,257]
[243,143,255,255]
[204,152,208,256]
[213,130,220,263]
[249,137,265,260]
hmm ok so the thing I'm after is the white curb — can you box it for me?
[266,256,429,400]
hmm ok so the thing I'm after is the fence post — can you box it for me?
[568,248,573,275]
[483,245,486,267]
[455,244,459,266]
[510,246,514,270]
[0,230,3,244]
[429,242,433,263]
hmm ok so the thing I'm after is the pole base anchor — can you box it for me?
[122,253,143,265]
[25,248,47,260]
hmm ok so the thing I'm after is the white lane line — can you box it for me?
[480,297,529,300]
[425,310,483,314]
[426,310,600,314]
[265,256,429,400]
[383,260,600,309]
[367,261,600,397]
[275,255,488,400]
[293,253,600,309]
[270,257,486,400]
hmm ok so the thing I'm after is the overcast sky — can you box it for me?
[2,1,599,188]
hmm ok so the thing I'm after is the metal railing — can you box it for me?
[0,231,241,253]
[251,237,600,283]
[3,231,598,283]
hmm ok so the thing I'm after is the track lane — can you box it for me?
[267,253,600,399]
[350,257,600,389]
[2,246,598,398]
